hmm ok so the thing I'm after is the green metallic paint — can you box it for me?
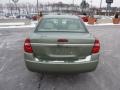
[29,32,95,61]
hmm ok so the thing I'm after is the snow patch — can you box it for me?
[85,23,120,26]
[0,24,35,29]
[0,22,25,26]
[0,22,120,29]
[0,41,6,48]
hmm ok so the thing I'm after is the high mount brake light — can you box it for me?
[57,39,68,42]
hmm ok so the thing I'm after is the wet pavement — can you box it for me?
[0,25,120,90]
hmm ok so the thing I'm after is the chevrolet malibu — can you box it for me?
[24,15,100,73]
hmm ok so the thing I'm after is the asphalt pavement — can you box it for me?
[0,25,120,90]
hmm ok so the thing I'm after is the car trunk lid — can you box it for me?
[30,32,95,61]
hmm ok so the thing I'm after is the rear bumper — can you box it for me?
[24,52,99,73]
[25,58,99,73]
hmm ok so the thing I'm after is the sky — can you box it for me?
[0,0,120,7]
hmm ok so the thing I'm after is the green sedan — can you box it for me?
[24,15,100,73]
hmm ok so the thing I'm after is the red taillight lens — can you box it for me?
[24,38,33,53]
[92,39,100,54]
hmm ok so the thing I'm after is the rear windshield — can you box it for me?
[35,18,88,32]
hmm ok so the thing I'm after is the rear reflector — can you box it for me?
[57,39,68,42]
[92,39,100,54]
[24,38,33,53]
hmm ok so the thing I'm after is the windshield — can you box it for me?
[35,18,88,32]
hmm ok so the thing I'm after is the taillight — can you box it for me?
[92,39,100,54]
[24,38,33,53]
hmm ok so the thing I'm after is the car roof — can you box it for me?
[43,15,79,19]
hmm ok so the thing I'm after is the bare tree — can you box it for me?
[0,4,4,15]
[80,0,89,14]
[6,3,15,16]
